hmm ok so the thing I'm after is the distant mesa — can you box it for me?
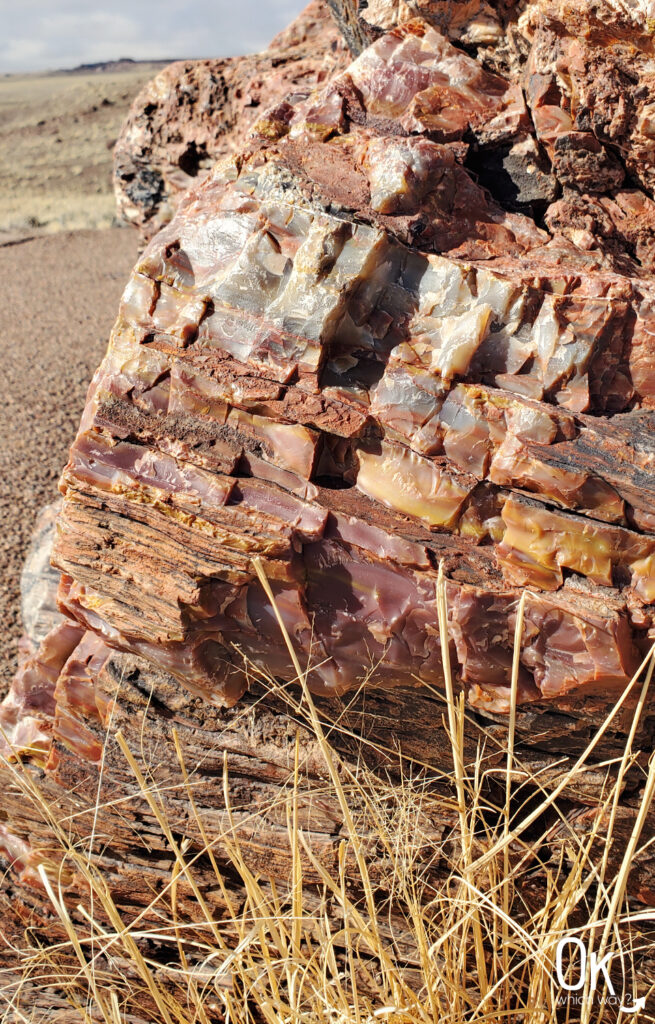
[54,57,180,76]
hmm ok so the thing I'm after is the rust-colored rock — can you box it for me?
[114,1,349,240]
[43,6,655,718]
[5,2,655,1005]
[325,0,519,55]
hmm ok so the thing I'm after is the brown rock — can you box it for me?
[545,189,655,271]
[5,1,655,1000]
[47,8,655,716]
[326,0,517,54]
[113,0,349,240]
[523,0,655,195]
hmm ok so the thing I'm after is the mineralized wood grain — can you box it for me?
[325,0,521,54]
[55,23,655,711]
[2,639,655,983]
[5,0,655,1006]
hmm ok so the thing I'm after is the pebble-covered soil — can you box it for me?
[0,228,138,684]
[0,65,166,240]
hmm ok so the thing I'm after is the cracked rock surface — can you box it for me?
[5,1,655,981]
[21,0,655,725]
[113,0,349,241]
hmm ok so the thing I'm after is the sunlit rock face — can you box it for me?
[55,4,655,715]
[113,0,349,241]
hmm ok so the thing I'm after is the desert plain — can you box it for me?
[0,62,168,683]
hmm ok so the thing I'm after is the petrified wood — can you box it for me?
[325,0,523,55]
[4,1,655,1009]
[2,633,655,989]
[50,6,655,717]
[114,0,348,240]
[18,500,63,658]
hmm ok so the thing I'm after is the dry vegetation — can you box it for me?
[2,570,655,1023]
[0,65,166,240]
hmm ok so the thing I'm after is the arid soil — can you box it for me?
[0,229,138,684]
[0,64,165,683]
[0,65,166,240]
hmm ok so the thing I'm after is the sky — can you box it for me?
[0,0,310,74]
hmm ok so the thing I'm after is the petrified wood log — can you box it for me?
[50,6,655,716]
[4,1,655,1007]
[2,631,655,983]
[114,1,348,241]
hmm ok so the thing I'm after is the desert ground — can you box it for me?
[0,64,166,239]
[0,64,165,683]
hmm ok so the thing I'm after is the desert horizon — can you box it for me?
[0,62,172,242]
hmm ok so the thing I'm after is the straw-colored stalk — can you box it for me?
[1,562,654,1023]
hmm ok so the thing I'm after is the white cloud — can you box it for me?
[0,0,310,73]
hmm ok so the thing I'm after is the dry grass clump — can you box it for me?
[2,566,655,1023]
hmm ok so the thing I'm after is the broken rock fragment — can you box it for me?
[8,0,644,725]
[113,0,348,240]
[8,0,655,1001]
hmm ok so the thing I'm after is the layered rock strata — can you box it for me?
[4,2,655,1007]
[51,7,655,719]
[2,511,654,1012]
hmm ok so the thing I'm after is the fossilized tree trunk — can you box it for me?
[2,633,655,1013]
[52,4,655,714]
[3,0,655,1012]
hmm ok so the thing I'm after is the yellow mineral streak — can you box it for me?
[227,407,317,478]
[631,554,655,602]
[357,441,472,529]
[499,496,655,596]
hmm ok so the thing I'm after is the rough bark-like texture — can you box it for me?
[4,0,655,1004]
[50,4,655,717]
[113,1,349,240]
[2,632,655,999]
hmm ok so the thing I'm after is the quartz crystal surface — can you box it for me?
[44,26,654,715]
[6,2,655,991]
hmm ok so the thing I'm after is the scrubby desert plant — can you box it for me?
[2,568,654,1023]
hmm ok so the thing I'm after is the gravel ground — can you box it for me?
[0,227,138,687]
